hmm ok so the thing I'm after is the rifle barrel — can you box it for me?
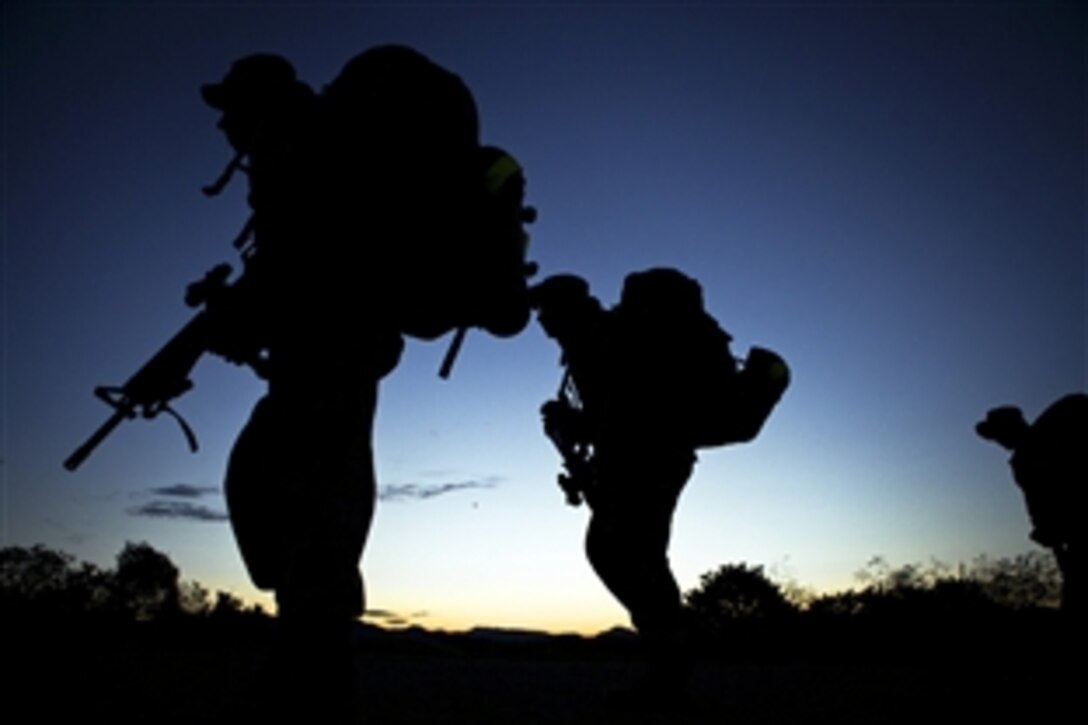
[63,408,130,471]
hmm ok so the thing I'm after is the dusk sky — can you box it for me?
[4,3,1084,634]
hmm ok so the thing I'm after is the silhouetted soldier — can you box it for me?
[976,393,1086,617]
[533,274,698,705]
[200,47,533,720]
[199,52,388,721]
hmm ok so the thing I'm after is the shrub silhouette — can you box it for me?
[686,555,1065,661]
[0,542,256,623]
[968,552,1062,610]
[114,541,181,620]
[808,553,1061,618]
[685,563,796,623]
[0,544,114,619]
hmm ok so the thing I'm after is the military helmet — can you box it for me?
[201,54,301,111]
[975,405,1028,449]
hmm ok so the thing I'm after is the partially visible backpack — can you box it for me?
[614,268,789,449]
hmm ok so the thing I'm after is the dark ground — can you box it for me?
[9,619,1076,724]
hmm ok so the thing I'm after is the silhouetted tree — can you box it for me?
[684,563,796,623]
[805,589,867,617]
[114,541,181,620]
[211,590,245,617]
[179,579,211,615]
[846,557,952,617]
[67,560,117,615]
[1,542,267,631]
[808,554,1057,620]
[1,545,70,593]
[969,552,1062,610]
[0,544,75,615]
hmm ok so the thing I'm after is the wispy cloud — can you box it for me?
[128,501,228,522]
[364,608,430,627]
[378,477,500,502]
[127,482,227,522]
[149,484,218,499]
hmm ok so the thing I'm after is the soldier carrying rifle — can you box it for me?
[534,272,697,707]
[206,47,535,720]
[533,270,788,708]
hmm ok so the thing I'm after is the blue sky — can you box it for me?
[4,2,1084,633]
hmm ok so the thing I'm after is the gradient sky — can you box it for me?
[4,3,1084,634]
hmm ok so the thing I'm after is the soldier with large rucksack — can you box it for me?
[540,268,789,505]
[534,268,788,704]
[202,46,536,716]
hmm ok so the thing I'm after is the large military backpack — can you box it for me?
[613,268,789,449]
[321,45,536,349]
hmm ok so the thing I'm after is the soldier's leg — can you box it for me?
[585,505,681,633]
[586,455,691,633]
[226,385,378,722]
[586,458,694,703]
[225,396,288,591]
[225,391,378,614]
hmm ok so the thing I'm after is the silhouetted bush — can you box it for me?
[685,553,1064,662]
[0,544,114,620]
[805,553,1060,619]
[179,579,212,615]
[685,563,796,622]
[968,552,1062,610]
[0,542,257,627]
[3,542,1064,666]
[682,563,800,659]
[115,541,181,620]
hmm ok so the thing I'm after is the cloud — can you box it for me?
[128,501,229,522]
[364,608,430,627]
[126,482,226,522]
[378,478,500,502]
[149,483,218,499]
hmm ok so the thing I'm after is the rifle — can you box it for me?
[64,211,264,471]
[541,371,594,507]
